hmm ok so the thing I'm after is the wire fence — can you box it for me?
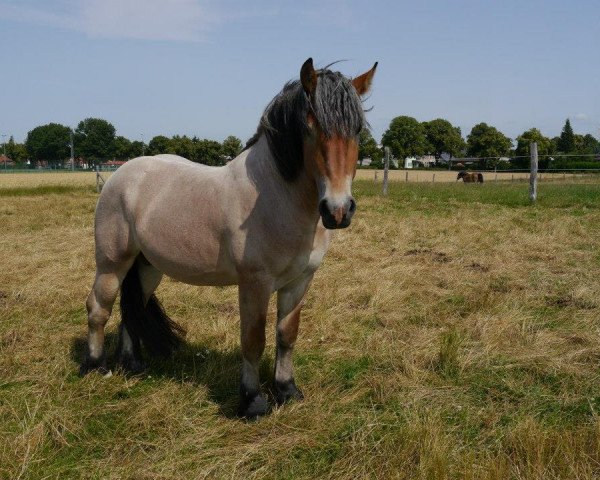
[358,169,600,184]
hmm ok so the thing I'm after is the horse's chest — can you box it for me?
[274,226,330,288]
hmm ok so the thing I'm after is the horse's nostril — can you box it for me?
[348,199,356,214]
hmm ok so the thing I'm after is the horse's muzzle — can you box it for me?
[319,197,356,229]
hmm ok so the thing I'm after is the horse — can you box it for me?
[457,171,483,183]
[80,58,378,418]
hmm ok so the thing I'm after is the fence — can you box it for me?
[362,168,600,184]
[374,145,600,203]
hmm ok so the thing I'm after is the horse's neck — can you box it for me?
[241,136,320,224]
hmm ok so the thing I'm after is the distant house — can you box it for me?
[99,160,127,170]
[404,155,436,168]
[0,155,15,168]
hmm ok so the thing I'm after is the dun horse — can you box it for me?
[80,58,377,418]
[457,171,484,183]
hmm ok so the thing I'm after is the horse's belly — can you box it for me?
[142,247,239,286]
[137,224,239,286]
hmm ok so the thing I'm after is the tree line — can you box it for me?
[4,116,599,170]
[3,118,243,167]
[362,117,600,169]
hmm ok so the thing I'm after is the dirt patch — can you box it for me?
[405,248,451,263]
[468,262,490,272]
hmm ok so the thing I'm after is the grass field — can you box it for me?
[354,169,593,183]
[0,168,592,193]
[2,176,600,479]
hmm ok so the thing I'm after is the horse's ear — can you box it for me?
[300,58,317,95]
[352,62,378,95]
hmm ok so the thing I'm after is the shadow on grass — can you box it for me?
[70,333,274,419]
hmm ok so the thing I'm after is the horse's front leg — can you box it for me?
[238,280,272,419]
[274,273,314,405]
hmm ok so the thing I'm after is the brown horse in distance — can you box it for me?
[457,171,484,183]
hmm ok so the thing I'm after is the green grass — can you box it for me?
[354,179,600,209]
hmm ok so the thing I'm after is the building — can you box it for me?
[0,155,15,168]
[404,155,436,168]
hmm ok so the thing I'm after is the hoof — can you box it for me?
[239,390,270,419]
[274,379,304,405]
[117,354,146,375]
[79,355,108,376]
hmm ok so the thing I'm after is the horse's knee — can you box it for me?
[86,290,112,329]
[277,304,302,349]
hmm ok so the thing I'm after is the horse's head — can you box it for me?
[457,171,466,181]
[300,58,377,229]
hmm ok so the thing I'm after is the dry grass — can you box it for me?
[2,179,600,479]
[0,171,112,189]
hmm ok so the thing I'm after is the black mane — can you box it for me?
[245,69,366,182]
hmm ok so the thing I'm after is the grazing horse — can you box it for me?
[80,58,377,418]
[457,171,484,183]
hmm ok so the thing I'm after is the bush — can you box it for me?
[549,160,600,170]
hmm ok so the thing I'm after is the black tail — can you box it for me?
[478,173,484,183]
[120,260,186,357]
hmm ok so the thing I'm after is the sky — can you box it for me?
[1,0,599,145]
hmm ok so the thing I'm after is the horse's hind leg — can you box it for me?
[117,259,163,373]
[274,273,313,405]
[80,263,133,375]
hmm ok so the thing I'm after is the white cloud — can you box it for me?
[0,0,219,42]
[574,113,589,121]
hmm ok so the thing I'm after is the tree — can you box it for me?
[357,129,383,167]
[514,128,552,169]
[75,118,116,165]
[148,135,173,156]
[466,123,512,164]
[170,135,195,159]
[381,116,429,159]
[129,141,145,158]
[580,134,600,154]
[550,136,561,155]
[25,123,71,165]
[194,139,223,166]
[222,135,243,160]
[422,118,465,158]
[5,136,28,164]
[113,136,133,160]
[557,119,575,153]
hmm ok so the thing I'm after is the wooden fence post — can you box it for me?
[529,142,538,202]
[405,171,408,182]
[382,147,390,195]
[96,166,106,193]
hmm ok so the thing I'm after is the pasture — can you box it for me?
[2,173,600,479]
[354,169,593,183]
